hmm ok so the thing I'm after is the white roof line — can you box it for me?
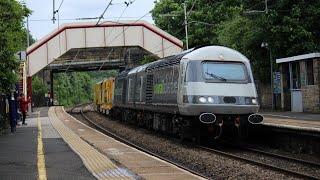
[276,53,320,64]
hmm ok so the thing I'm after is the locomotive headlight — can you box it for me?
[207,97,215,103]
[198,97,207,103]
[245,97,251,104]
[252,98,257,104]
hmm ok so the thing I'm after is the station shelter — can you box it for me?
[276,53,320,112]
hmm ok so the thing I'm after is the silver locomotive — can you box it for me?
[113,45,263,142]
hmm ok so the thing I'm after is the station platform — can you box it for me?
[260,111,320,133]
[0,106,204,180]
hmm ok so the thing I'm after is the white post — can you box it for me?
[52,0,56,24]
[183,2,188,49]
[26,16,30,47]
[26,16,32,114]
[265,0,268,14]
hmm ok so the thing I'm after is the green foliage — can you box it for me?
[152,0,320,82]
[140,55,159,65]
[88,70,118,83]
[0,0,31,93]
[53,70,118,106]
[32,76,47,97]
[152,0,242,48]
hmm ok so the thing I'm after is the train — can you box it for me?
[95,45,263,143]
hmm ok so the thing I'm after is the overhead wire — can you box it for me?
[99,1,130,25]
[187,0,197,16]
[60,0,171,73]
[148,1,193,54]
[99,0,143,47]
[145,0,195,53]
[152,44,180,55]
[100,1,130,45]
[28,16,152,22]
[62,0,137,73]
[95,1,131,71]
[52,0,65,23]
[105,10,151,46]
[64,50,80,73]
[97,10,156,71]
[98,49,114,71]
[53,0,66,65]
[96,0,114,25]
[56,0,65,13]
[243,1,265,13]
[64,0,127,72]
[148,26,185,55]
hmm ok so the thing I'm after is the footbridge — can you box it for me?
[25,20,183,100]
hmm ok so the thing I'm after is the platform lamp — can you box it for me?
[261,42,275,110]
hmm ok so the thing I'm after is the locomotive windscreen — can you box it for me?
[202,62,248,82]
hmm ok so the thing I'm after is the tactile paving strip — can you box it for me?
[48,107,135,180]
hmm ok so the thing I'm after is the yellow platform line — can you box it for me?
[48,107,135,180]
[37,111,47,180]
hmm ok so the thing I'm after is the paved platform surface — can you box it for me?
[260,111,320,132]
[53,106,205,180]
[0,107,95,180]
[0,106,205,180]
[1,106,319,179]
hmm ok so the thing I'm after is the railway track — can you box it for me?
[68,102,92,114]
[70,103,210,179]
[70,104,320,179]
[199,144,320,180]
[240,145,320,168]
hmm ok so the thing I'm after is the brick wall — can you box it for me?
[301,58,320,112]
[256,81,281,110]
[302,85,320,112]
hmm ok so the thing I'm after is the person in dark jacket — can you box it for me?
[19,93,31,125]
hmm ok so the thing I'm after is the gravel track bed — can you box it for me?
[245,144,320,164]
[70,105,301,179]
[218,146,320,178]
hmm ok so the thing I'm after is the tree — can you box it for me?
[152,0,242,48]
[53,71,118,106]
[152,0,320,82]
[0,0,31,93]
[32,76,47,97]
[140,54,159,65]
[217,12,271,82]
[268,0,320,57]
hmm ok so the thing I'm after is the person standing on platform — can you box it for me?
[9,93,17,132]
[19,93,31,125]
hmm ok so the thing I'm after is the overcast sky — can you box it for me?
[24,0,155,40]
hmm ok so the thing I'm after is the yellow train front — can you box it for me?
[94,78,115,115]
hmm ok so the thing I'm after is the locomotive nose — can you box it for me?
[199,113,216,123]
[248,114,264,124]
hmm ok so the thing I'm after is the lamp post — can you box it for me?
[261,42,275,110]
[245,0,274,109]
